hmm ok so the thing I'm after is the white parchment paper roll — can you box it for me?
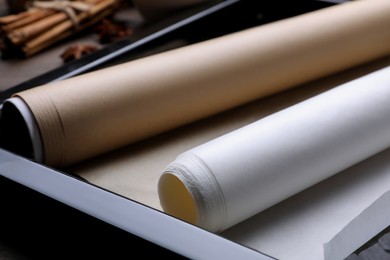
[2,0,390,167]
[159,65,390,232]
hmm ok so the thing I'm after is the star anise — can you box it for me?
[94,18,133,43]
[60,43,99,62]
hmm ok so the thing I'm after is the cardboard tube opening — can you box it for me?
[158,173,198,225]
[1,98,43,163]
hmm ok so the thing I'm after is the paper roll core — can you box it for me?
[1,97,43,162]
[160,152,227,232]
[158,173,197,225]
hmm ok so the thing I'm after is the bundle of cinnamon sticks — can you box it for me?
[0,0,122,58]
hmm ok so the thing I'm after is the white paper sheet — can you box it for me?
[222,147,390,260]
[324,190,390,260]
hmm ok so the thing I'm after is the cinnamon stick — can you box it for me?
[1,9,55,32]
[0,0,122,58]
[24,6,116,56]
[8,12,68,45]
[0,10,33,24]
[23,0,120,56]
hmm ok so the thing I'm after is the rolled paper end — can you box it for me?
[159,153,227,233]
[1,97,43,163]
[158,173,198,225]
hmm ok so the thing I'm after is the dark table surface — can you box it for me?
[0,3,30,258]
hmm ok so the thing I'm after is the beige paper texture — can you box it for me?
[6,0,390,167]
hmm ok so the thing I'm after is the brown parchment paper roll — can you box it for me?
[6,0,390,167]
